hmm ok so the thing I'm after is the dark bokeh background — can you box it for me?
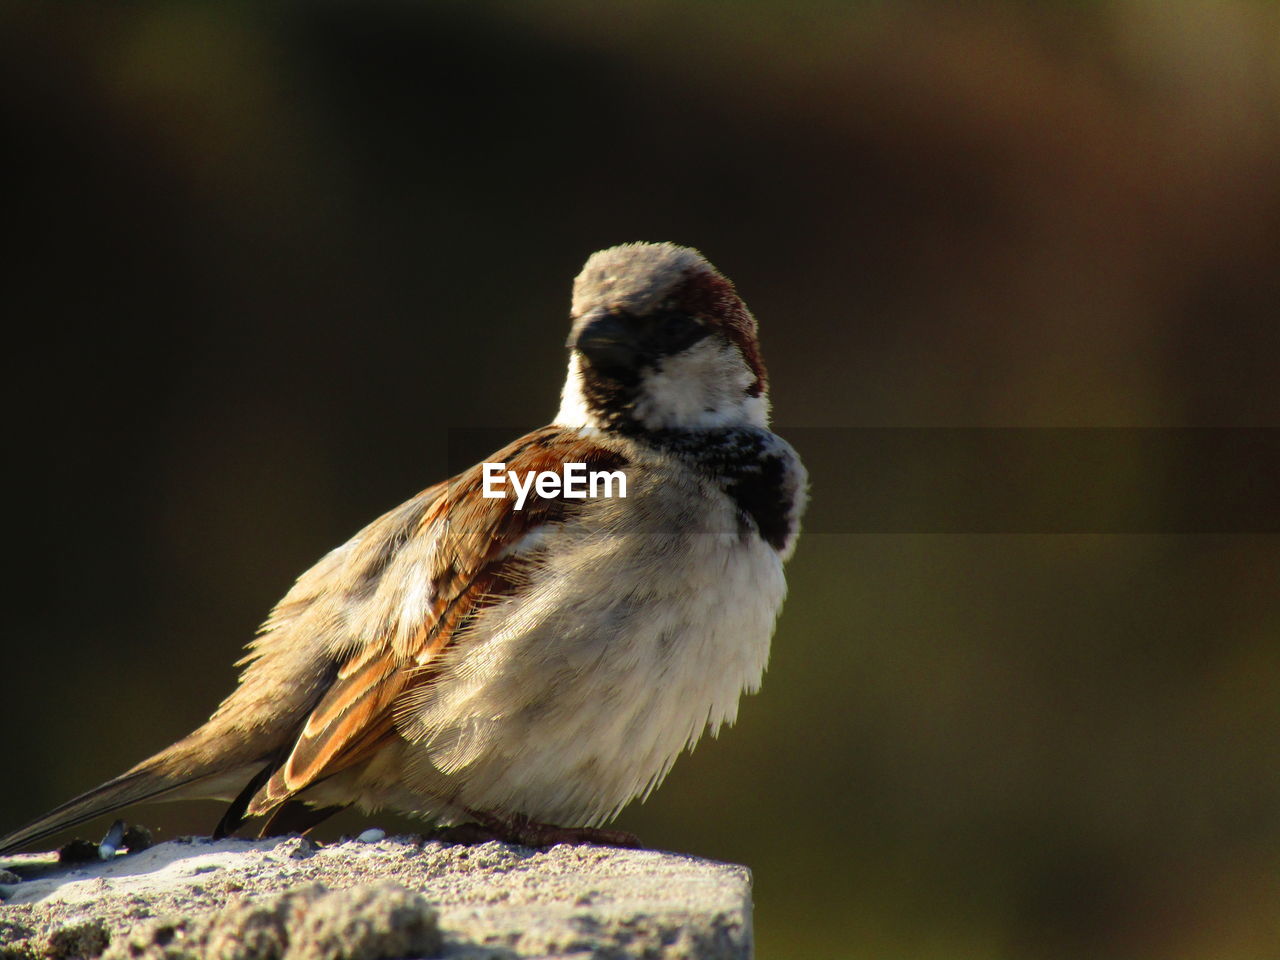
[4,2,1280,957]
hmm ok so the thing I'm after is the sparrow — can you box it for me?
[0,241,807,852]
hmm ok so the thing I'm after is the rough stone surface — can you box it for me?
[0,836,752,959]
[100,882,443,960]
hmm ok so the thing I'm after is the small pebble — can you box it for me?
[99,820,127,860]
[276,837,316,860]
[122,824,154,853]
[357,828,386,843]
[59,839,100,864]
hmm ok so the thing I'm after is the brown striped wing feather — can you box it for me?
[246,426,627,818]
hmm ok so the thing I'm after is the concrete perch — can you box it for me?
[0,836,753,959]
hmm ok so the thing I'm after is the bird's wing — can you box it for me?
[246,425,628,816]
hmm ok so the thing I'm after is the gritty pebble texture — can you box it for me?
[0,836,752,960]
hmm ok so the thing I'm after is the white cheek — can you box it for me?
[555,341,770,432]
[554,354,593,429]
[635,342,768,430]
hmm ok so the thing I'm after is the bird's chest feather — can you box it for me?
[401,446,794,823]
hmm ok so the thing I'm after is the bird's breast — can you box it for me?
[393,452,791,825]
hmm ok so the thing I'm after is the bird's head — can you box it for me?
[556,242,769,433]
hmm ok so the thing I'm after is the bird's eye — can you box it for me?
[651,312,707,354]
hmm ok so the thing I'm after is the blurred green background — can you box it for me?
[4,1,1280,957]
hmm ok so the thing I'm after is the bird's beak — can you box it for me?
[571,311,639,375]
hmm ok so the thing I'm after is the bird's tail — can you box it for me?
[0,759,216,855]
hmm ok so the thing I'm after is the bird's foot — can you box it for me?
[504,814,643,849]
[439,810,642,849]
[431,821,508,845]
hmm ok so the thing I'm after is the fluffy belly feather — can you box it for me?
[378,512,787,826]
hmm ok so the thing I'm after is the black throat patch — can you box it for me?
[644,428,799,551]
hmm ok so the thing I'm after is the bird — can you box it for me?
[0,241,807,853]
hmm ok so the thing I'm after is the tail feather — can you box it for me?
[0,765,204,855]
